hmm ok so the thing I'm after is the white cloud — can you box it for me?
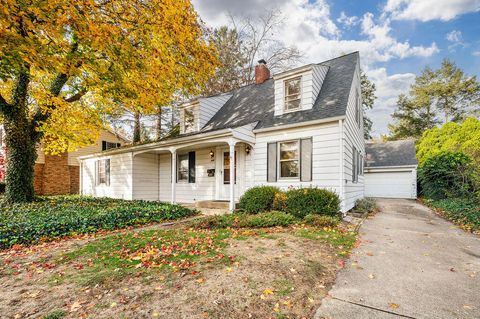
[473,51,480,56]
[193,0,438,66]
[192,0,439,136]
[384,0,480,21]
[365,68,416,136]
[446,30,463,43]
[337,11,359,28]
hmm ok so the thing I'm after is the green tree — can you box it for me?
[389,59,480,139]
[416,117,480,167]
[360,71,377,140]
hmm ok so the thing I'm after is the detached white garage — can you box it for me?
[364,140,418,199]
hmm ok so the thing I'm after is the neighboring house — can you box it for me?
[364,140,418,199]
[79,52,365,212]
[0,127,127,195]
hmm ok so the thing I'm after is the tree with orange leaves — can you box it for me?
[0,0,217,203]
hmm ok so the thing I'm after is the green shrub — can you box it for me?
[353,198,377,214]
[419,152,475,199]
[238,186,281,214]
[284,188,340,218]
[426,197,480,231]
[42,310,66,319]
[238,211,296,228]
[303,214,340,228]
[272,191,287,211]
[190,211,297,229]
[0,196,196,249]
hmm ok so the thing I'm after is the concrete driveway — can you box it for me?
[315,198,480,319]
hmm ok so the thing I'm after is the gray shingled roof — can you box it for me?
[365,140,418,168]
[201,51,359,131]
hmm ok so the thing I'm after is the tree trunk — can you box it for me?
[133,111,141,143]
[3,120,38,203]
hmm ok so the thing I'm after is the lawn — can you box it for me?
[423,197,480,233]
[0,219,357,318]
[0,196,196,249]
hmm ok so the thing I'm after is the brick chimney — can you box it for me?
[255,59,270,84]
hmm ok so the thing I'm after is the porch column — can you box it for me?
[229,141,236,211]
[170,148,176,204]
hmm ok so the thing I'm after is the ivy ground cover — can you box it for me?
[0,196,196,249]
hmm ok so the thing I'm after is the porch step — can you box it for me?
[195,200,237,210]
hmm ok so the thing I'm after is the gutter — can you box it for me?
[78,128,233,160]
[253,115,346,133]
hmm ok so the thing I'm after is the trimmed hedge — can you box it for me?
[0,196,196,249]
[238,186,281,214]
[190,211,297,229]
[284,188,340,218]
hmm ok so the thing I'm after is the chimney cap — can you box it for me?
[258,59,267,65]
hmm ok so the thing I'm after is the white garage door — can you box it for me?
[364,171,416,199]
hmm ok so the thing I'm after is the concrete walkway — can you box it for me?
[315,198,480,319]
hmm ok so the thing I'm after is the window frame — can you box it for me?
[183,107,195,133]
[277,139,300,180]
[96,159,110,186]
[283,76,302,112]
[177,153,189,182]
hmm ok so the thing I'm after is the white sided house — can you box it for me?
[79,52,365,212]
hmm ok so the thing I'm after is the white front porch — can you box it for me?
[131,137,254,211]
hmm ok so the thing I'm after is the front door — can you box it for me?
[217,148,237,200]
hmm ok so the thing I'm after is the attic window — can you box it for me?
[184,108,195,133]
[284,77,301,111]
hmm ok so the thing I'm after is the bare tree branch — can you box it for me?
[64,88,87,102]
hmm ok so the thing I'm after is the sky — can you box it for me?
[191,0,480,137]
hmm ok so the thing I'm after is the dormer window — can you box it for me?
[284,77,301,111]
[184,107,195,133]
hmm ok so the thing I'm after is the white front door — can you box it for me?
[216,147,240,200]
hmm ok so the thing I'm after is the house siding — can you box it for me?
[342,62,365,211]
[132,153,159,201]
[253,122,341,199]
[81,152,133,199]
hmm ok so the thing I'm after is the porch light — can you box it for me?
[245,145,251,155]
[209,149,215,161]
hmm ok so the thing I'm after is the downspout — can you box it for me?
[338,119,345,214]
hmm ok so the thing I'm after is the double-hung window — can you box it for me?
[284,77,301,111]
[184,108,195,133]
[279,140,300,179]
[177,152,196,183]
[177,154,189,182]
[96,159,110,186]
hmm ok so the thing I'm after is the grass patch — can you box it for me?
[57,228,233,286]
[0,195,196,249]
[424,197,480,232]
[294,228,356,256]
[42,310,66,319]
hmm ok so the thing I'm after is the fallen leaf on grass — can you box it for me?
[225,267,233,272]
[70,301,83,312]
[196,277,205,284]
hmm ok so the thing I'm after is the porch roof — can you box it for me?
[78,123,256,160]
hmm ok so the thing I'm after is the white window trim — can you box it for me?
[283,76,302,113]
[177,153,189,183]
[277,139,300,181]
[183,107,195,134]
[96,159,109,186]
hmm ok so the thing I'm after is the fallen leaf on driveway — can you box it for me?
[366,252,374,256]
[368,273,375,279]
[389,303,399,310]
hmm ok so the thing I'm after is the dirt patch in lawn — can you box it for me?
[0,227,354,319]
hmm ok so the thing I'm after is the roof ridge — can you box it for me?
[317,51,359,65]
